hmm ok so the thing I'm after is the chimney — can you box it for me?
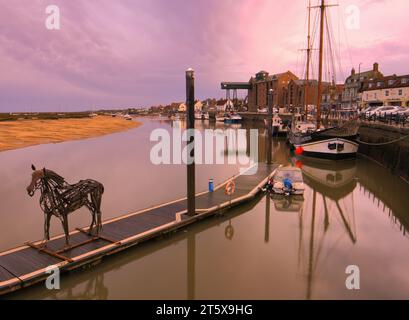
[351,68,356,76]
[373,62,379,72]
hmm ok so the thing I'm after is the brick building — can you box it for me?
[247,70,298,111]
[284,79,318,111]
[322,83,344,110]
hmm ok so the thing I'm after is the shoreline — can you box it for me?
[0,115,142,153]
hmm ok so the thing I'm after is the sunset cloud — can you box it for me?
[0,0,408,111]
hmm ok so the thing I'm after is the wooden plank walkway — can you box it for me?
[0,163,278,296]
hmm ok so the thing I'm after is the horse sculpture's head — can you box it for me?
[27,164,45,197]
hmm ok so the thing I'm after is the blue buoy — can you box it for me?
[209,179,214,193]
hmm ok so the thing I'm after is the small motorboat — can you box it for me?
[224,113,243,124]
[264,115,288,136]
[265,166,305,196]
[123,114,133,120]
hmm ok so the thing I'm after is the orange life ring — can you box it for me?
[225,180,236,196]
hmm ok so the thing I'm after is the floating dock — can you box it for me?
[0,163,278,296]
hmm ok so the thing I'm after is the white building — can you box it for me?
[361,75,409,109]
[194,100,203,111]
[216,99,234,112]
[178,103,186,112]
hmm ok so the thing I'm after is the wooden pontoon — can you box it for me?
[0,163,278,296]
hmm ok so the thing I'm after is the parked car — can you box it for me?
[396,108,409,116]
[365,106,385,118]
[360,106,373,115]
[375,106,401,117]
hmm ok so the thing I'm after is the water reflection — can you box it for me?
[270,195,304,213]
[3,119,409,299]
[292,158,358,299]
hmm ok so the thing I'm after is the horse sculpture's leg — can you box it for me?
[91,189,103,236]
[88,212,96,235]
[41,213,52,247]
[62,215,70,246]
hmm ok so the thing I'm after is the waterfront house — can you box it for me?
[194,100,203,111]
[361,74,409,109]
[342,62,383,110]
[178,103,186,112]
[216,99,234,112]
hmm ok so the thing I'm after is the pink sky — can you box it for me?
[1,0,408,111]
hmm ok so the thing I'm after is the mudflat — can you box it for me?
[0,116,141,152]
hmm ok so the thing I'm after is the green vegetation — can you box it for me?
[0,112,92,122]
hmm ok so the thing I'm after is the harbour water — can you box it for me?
[2,118,409,299]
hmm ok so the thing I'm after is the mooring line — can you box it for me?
[357,134,409,146]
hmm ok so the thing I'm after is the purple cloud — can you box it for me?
[0,0,408,111]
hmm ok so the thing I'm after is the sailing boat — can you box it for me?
[288,0,359,160]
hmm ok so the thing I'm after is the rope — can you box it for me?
[357,134,409,146]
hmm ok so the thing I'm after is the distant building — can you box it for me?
[361,74,409,109]
[170,102,180,112]
[247,70,299,112]
[342,62,383,109]
[194,100,203,111]
[322,83,344,110]
[178,103,186,112]
[216,99,234,112]
[284,79,319,111]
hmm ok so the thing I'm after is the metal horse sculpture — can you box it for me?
[27,165,104,246]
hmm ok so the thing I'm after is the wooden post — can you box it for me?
[186,68,196,217]
[266,89,273,164]
[265,195,270,243]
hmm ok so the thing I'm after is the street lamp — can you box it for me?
[357,63,363,110]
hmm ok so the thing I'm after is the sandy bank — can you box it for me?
[0,116,141,152]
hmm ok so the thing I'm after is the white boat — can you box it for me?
[266,166,305,196]
[264,114,288,136]
[216,114,226,122]
[195,111,210,120]
[289,123,359,160]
